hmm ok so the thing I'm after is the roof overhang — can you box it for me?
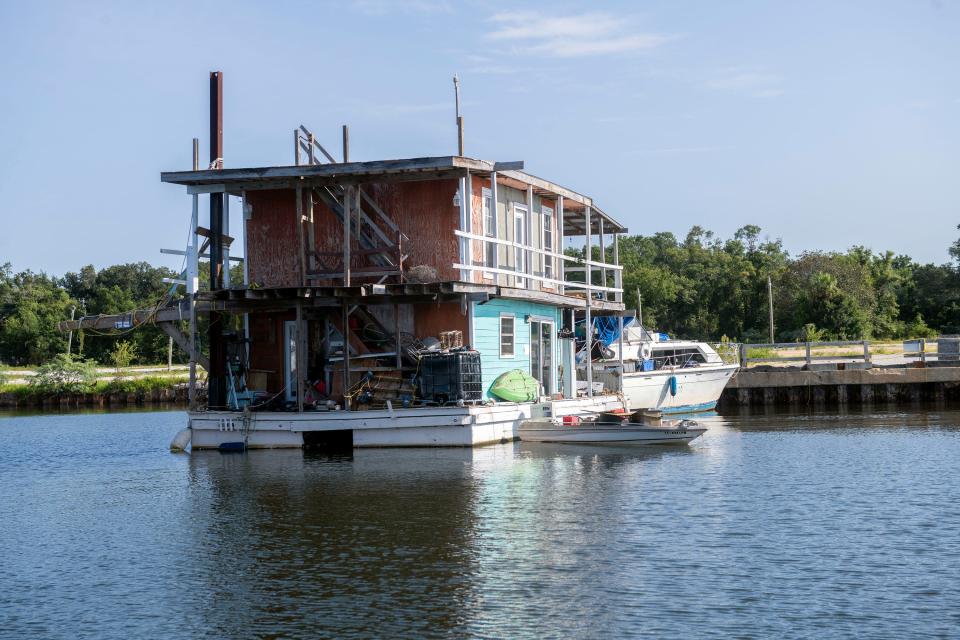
[161,155,627,235]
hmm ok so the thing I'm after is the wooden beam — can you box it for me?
[195,226,234,247]
[158,321,210,371]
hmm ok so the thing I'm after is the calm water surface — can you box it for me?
[1,407,959,638]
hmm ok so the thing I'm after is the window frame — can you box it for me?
[482,187,495,279]
[499,313,516,358]
[541,204,554,280]
[513,204,528,287]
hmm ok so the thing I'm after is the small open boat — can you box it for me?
[519,410,705,445]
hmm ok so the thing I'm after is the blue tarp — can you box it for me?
[592,316,634,347]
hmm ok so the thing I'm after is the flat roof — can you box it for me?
[161,155,628,235]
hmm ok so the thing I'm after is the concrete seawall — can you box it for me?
[720,365,960,408]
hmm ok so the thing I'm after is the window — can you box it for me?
[514,205,527,287]
[542,205,554,279]
[500,315,515,357]
[482,188,495,276]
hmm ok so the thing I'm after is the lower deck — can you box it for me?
[185,395,625,449]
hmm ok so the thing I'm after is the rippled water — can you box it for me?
[2,407,960,638]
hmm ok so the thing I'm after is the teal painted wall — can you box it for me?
[471,298,561,399]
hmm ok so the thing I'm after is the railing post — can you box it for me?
[920,338,926,364]
[805,342,811,366]
[863,340,871,364]
[739,343,747,369]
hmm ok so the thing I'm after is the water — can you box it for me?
[2,407,960,639]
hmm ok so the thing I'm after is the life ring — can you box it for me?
[640,343,653,361]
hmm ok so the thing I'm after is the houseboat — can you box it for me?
[63,73,635,450]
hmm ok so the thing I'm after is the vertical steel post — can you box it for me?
[207,70,227,409]
[294,129,300,166]
[188,138,199,410]
[584,206,593,398]
[342,125,350,163]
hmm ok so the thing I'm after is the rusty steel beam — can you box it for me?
[207,70,227,409]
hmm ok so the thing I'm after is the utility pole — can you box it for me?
[66,306,76,355]
[767,275,775,344]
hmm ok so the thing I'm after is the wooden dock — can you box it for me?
[719,364,960,408]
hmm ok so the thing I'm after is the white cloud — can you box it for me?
[486,11,672,58]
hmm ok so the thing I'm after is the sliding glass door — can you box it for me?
[530,319,554,396]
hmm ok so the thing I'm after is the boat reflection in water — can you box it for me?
[182,442,695,638]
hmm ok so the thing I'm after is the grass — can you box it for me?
[0,375,188,399]
[746,347,778,360]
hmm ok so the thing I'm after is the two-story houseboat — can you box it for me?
[64,73,630,449]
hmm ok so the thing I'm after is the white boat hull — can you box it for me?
[621,364,737,413]
[519,422,706,445]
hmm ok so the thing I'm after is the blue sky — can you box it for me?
[0,0,957,275]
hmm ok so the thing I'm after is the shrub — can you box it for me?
[800,323,826,343]
[110,340,137,373]
[28,354,99,394]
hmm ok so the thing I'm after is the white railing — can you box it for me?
[452,229,622,297]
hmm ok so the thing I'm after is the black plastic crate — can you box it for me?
[418,350,482,405]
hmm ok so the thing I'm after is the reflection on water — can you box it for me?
[2,407,960,638]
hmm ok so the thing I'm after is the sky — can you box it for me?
[0,0,957,275]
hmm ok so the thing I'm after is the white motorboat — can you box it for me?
[519,413,705,445]
[600,327,738,413]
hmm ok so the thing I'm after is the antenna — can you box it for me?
[453,74,464,156]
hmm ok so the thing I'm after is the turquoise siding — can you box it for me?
[471,298,561,399]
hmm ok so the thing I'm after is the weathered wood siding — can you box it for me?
[414,302,468,341]
[245,190,300,287]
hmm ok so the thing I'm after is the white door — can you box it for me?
[284,320,298,402]
[514,205,527,287]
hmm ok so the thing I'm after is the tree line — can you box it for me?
[611,225,960,343]
[2,224,960,365]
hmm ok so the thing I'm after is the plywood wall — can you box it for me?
[245,190,300,287]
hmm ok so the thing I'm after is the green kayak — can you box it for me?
[490,370,540,402]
